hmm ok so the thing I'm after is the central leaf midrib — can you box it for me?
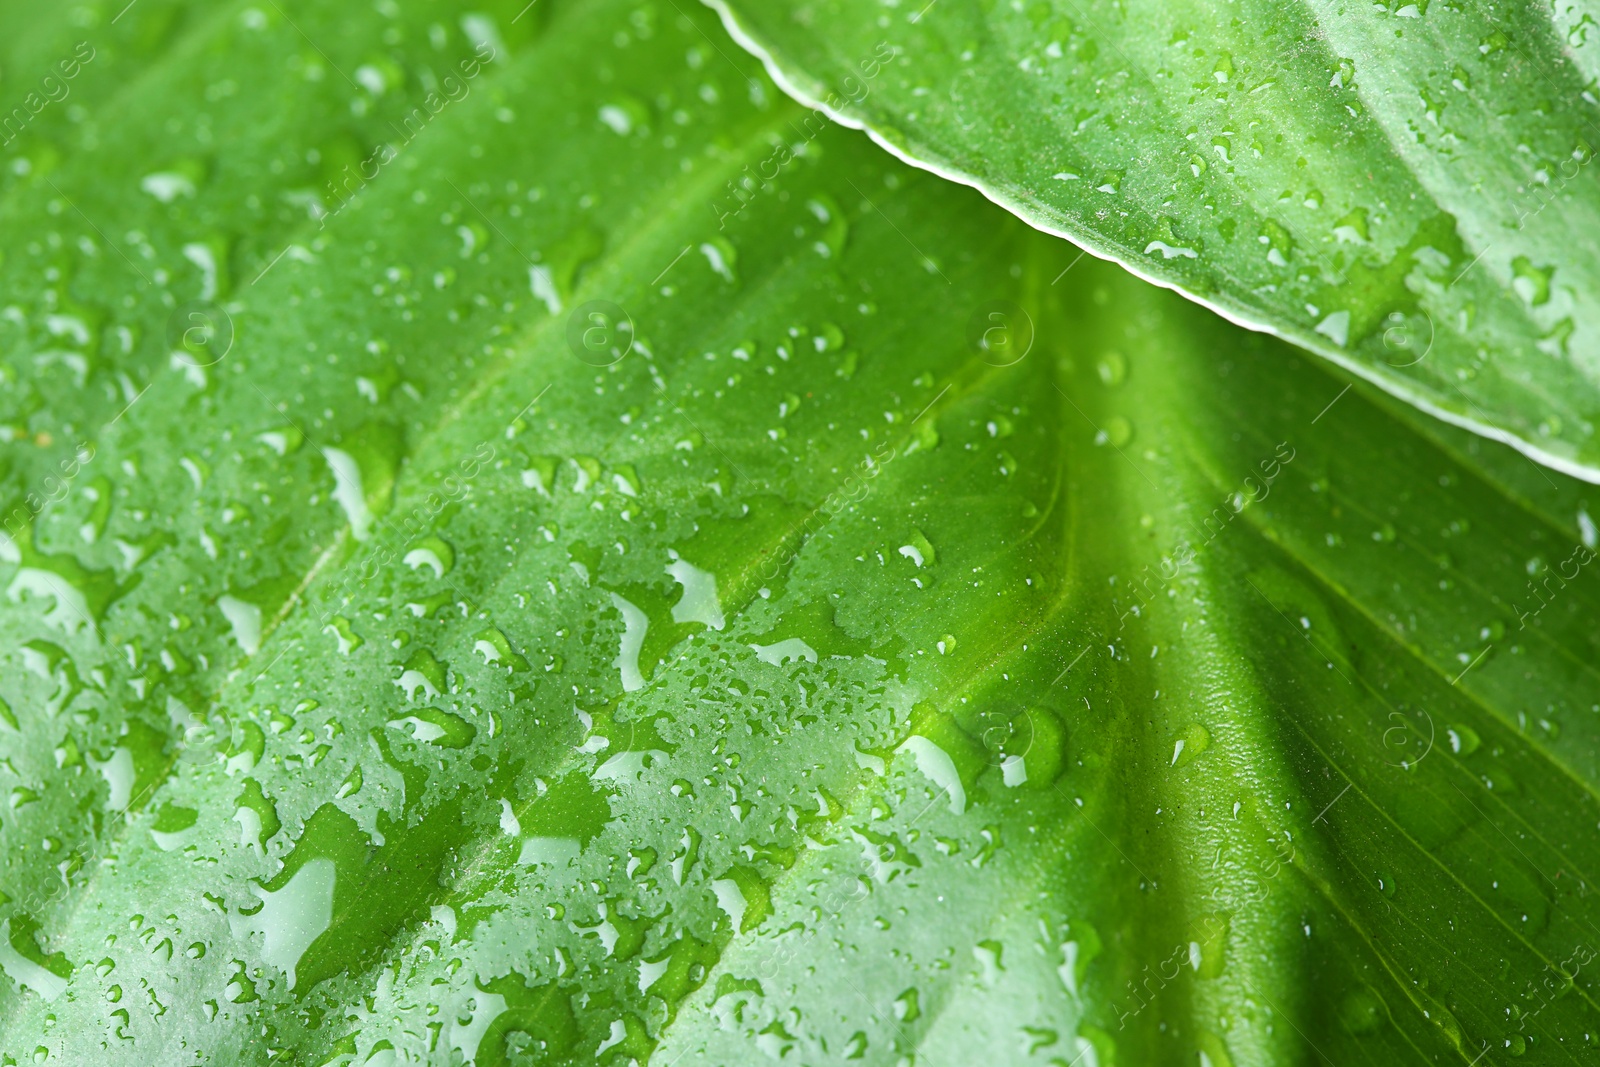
[635,281,1252,1059]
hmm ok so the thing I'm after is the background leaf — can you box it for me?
[1,1,1599,1065]
[706,0,1600,484]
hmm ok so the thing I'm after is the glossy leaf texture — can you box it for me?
[707,0,1600,484]
[2,1,1600,1065]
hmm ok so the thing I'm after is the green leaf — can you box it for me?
[706,0,1600,482]
[1,1,1598,1065]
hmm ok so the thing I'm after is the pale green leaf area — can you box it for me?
[0,1,1597,1065]
[709,0,1600,483]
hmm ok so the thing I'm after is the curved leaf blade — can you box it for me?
[706,0,1600,482]
[0,1,1598,1065]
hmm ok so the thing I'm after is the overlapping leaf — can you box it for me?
[708,0,1600,483]
[1,1,1598,1065]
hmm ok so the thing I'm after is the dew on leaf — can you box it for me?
[217,594,263,655]
[1096,351,1126,386]
[387,707,476,749]
[402,535,454,578]
[395,648,447,701]
[324,615,364,655]
[1510,256,1553,306]
[1095,417,1132,448]
[666,552,725,630]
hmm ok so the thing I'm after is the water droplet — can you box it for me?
[896,736,965,813]
[1443,724,1480,756]
[1333,207,1369,243]
[1510,256,1553,306]
[323,448,373,541]
[394,649,447,701]
[88,747,134,811]
[474,627,529,671]
[402,536,455,578]
[140,170,198,203]
[217,594,262,655]
[1171,723,1212,767]
[0,919,68,1001]
[229,858,337,990]
[609,593,649,691]
[386,708,476,748]
[749,638,816,666]
[518,837,580,868]
[448,989,509,1063]
[666,552,724,629]
[698,237,737,283]
[233,779,280,855]
[324,616,364,655]
[1097,352,1126,386]
[336,765,363,799]
[1095,417,1132,447]
[149,804,198,851]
